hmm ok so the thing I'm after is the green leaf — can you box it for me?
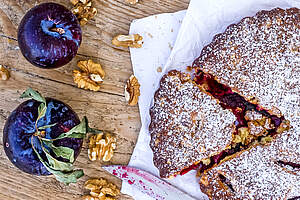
[40,141,73,171]
[46,153,73,171]
[87,126,104,134]
[40,117,103,142]
[53,146,75,163]
[37,103,47,121]
[55,117,88,140]
[84,117,103,134]
[31,137,84,184]
[20,88,46,104]
[55,116,103,140]
[43,140,75,163]
[21,88,47,123]
[51,169,84,185]
[38,123,57,130]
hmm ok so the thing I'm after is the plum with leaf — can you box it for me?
[3,88,102,184]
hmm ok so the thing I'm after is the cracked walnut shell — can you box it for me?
[112,34,143,48]
[125,75,140,106]
[70,0,97,26]
[73,60,105,91]
[88,132,116,162]
[83,178,120,200]
[0,65,10,81]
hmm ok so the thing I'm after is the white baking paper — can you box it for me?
[124,0,300,199]
[165,0,300,72]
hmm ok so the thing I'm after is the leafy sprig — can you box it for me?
[42,140,75,163]
[20,88,46,104]
[21,88,102,184]
[31,136,84,184]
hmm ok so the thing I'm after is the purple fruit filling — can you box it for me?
[277,160,300,169]
[218,173,235,192]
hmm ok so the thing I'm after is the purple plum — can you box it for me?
[3,98,83,176]
[18,3,82,69]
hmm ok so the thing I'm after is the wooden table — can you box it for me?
[0,0,189,199]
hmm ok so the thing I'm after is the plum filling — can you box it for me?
[218,173,235,192]
[277,160,300,169]
[180,69,287,175]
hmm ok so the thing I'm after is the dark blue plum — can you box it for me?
[17,3,82,69]
[3,98,83,175]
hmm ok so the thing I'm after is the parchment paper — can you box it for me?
[124,0,300,199]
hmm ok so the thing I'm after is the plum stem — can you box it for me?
[50,27,65,34]
[41,20,67,37]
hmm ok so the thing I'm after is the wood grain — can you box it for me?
[0,0,189,199]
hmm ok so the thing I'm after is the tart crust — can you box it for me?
[149,70,236,178]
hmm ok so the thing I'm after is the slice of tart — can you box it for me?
[199,131,300,200]
[149,70,236,178]
[193,70,290,174]
[193,7,298,174]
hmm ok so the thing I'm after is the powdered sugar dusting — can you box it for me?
[149,70,235,178]
[201,130,300,199]
[195,7,300,199]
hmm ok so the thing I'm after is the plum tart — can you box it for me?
[149,7,299,199]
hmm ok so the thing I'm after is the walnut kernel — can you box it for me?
[200,174,209,186]
[73,60,105,91]
[112,34,143,48]
[202,158,211,165]
[260,136,273,145]
[70,0,80,5]
[0,65,10,81]
[71,0,97,26]
[88,132,116,162]
[83,178,120,200]
[125,0,139,4]
[248,121,267,136]
[276,119,290,134]
[233,127,251,145]
[125,75,140,106]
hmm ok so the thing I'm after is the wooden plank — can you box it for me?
[0,70,138,199]
[0,0,189,96]
[0,0,189,199]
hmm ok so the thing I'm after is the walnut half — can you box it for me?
[83,178,120,200]
[73,60,105,91]
[0,65,10,81]
[70,0,97,26]
[125,75,140,106]
[88,132,116,162]
[112,34,143,48]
